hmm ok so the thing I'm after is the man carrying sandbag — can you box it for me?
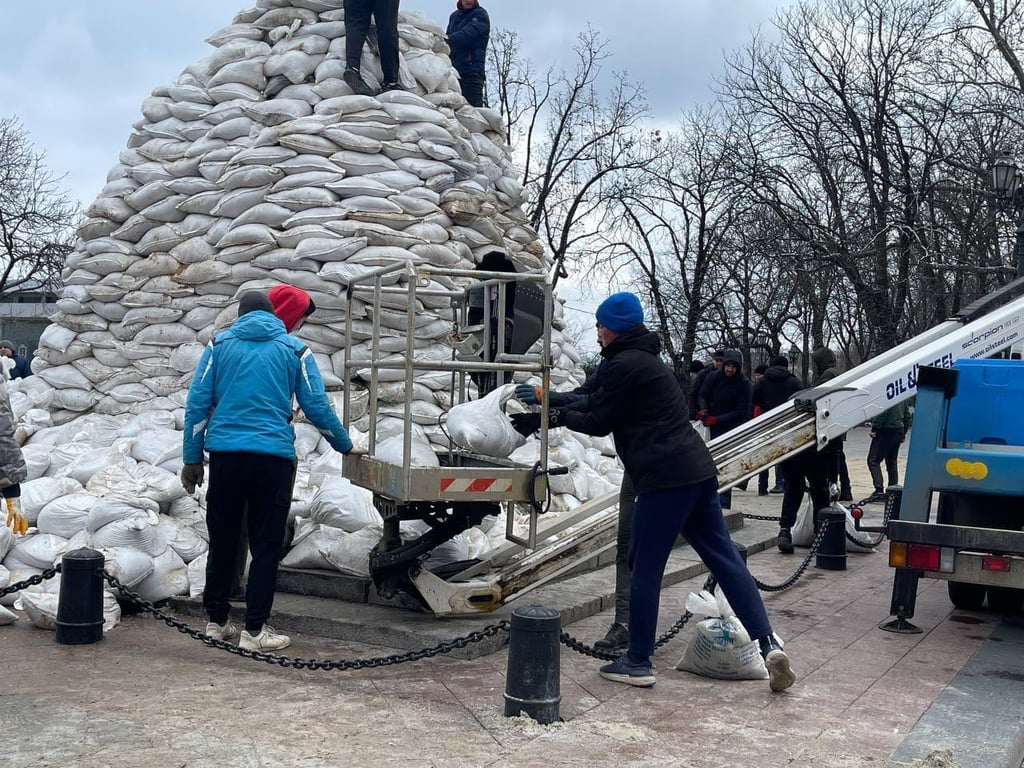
[509,292,796,692]
[181,290,357,652]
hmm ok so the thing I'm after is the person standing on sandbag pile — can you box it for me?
[446,0,490,107]
[343,0,401,96]
[508,292,796,692]
[181,290,357,653]
[0,366,28,536]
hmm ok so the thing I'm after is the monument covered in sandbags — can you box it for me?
[0,1,624,614]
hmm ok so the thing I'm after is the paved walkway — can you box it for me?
[1,427,1021,767]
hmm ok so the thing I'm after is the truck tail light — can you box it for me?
[890,542,907,567]
[907,545,941,571]
[982,556,1012,573]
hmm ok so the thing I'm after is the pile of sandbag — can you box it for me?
[3,0,612,605]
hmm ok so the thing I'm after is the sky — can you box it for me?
[0,1,789,337]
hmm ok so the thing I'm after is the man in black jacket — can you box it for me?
[446,0,490,107]
[510,292,795,692]
[696,349,752,509]
[753,355,801,494]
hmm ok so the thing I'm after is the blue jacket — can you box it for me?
[446,5,490,76]
[8,354,30,379]
[182,310,352,464]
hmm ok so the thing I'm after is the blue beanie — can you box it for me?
[596,292,644,333]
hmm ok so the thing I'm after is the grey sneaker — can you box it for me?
[593,622,630,653]
[343,67,373,96]
[239,625,291,652]
[599,654,655,687]
[759,637,796,692]
[204,620,239,642]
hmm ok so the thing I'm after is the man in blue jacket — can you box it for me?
[446,0,490,107]
[182,290,355,653]
[510,292,795,692]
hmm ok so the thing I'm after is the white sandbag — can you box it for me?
[322,525,381,577]
[0,603,15,625]
[675,590,769,681]
[307,476,381,532]
[100,546,156,588]
[0,526,14,562]
[87,494,160,532]
[281,517,350,569]
[21,444,52,481]
[58,444,135,487]
[21,477,84,522]
[129,428,183,466]
[157,516,208,563]
[133,548,189,602]
[375,433,439,467]
[36,494,97,539]
[791,501,875,552]
[91,511,168,557]
[8,533,70,570]
[446,384,525,459]
[19,584,121,632]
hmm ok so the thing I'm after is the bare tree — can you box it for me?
[0,116,77,294]
[489,27,657,289]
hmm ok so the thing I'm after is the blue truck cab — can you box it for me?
[883,360,1024,630]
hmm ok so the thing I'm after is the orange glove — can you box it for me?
[5,496,27,536]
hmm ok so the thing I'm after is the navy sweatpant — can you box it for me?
[628,477,771,660]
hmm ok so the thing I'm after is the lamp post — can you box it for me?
[990,154,1024,279]
[788,343,802,385]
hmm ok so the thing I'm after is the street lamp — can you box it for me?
[990,154,1024,278]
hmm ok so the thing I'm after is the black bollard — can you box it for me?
[55,548,105,645]
[815,507,847,571]
[503,604,561,725]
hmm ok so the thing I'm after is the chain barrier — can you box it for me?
[0,564,61,598]
[752,518,831,592]
[102,570,509,670]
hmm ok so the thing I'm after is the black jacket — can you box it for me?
[698,368,753,438]
[753,365,801,413]
[558,326,717,493]
[446,5,490,76]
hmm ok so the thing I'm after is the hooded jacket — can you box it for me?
[182,309,352,464]
[557,326,717,493]
[0,379,26,490]
[811,347,840,384]
[697,350,753,438]
[446,2,490,76]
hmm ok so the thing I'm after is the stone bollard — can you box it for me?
[815,507,848,571]
[503,604,561,725]
[55,548,105,645]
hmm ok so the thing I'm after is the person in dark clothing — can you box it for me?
[446,0,490,107]
[865,401,913,502]
[753,355,800,495]
[811,346,853,501]
[696,349,753,509]
[516,355,633,654]
[182,289,356,652]
[689,350,722,420]
[509,292,795,692]
[0,341,30,379]
[343,0,401,96]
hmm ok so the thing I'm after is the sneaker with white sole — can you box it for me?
[758,636,796,692]
[599,654,656,687]
[204,620,239,642]
[239,625,291,652]
[593,622,630,653]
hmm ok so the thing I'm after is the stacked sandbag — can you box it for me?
[5,1,604,597]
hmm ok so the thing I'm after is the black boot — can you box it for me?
[594,622,629,653]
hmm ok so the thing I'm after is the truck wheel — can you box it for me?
[986,586,1024,614]
[947,581,986,610]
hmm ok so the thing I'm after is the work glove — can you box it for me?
[701,414,717,427]
[4,496,27,536]
[510,409,562,437]
[695,409,708,422]
[181,463,204,494]
[346,446,368,456]
[514,383,542,405]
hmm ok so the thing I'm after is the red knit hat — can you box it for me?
[268,285,315,332]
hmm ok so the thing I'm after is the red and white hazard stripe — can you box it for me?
[440,477,513,494]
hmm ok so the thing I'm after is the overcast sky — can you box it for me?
[0,1,788,336]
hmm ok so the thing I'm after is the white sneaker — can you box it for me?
[765,649,796,692]
[239,625,291,652]
[205,620,239,642]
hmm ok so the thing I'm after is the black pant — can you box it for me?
[867,428,903,491]
[779,448,832,529]
[458,72,487,107]
[344,0,400,82]
[204,451,294,634]
[614,471,635,626]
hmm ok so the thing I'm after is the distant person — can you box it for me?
[689,350,722,420]
[182,290,356,653]
[811,346,852,501]
[0,370,27,536]
[343,0,401,96]
[865,400,913,503]
[509,292,795,692]
[753,355,801,495]
[446,0,490,107]
[696,349,752,509]
[0,341,30,379]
